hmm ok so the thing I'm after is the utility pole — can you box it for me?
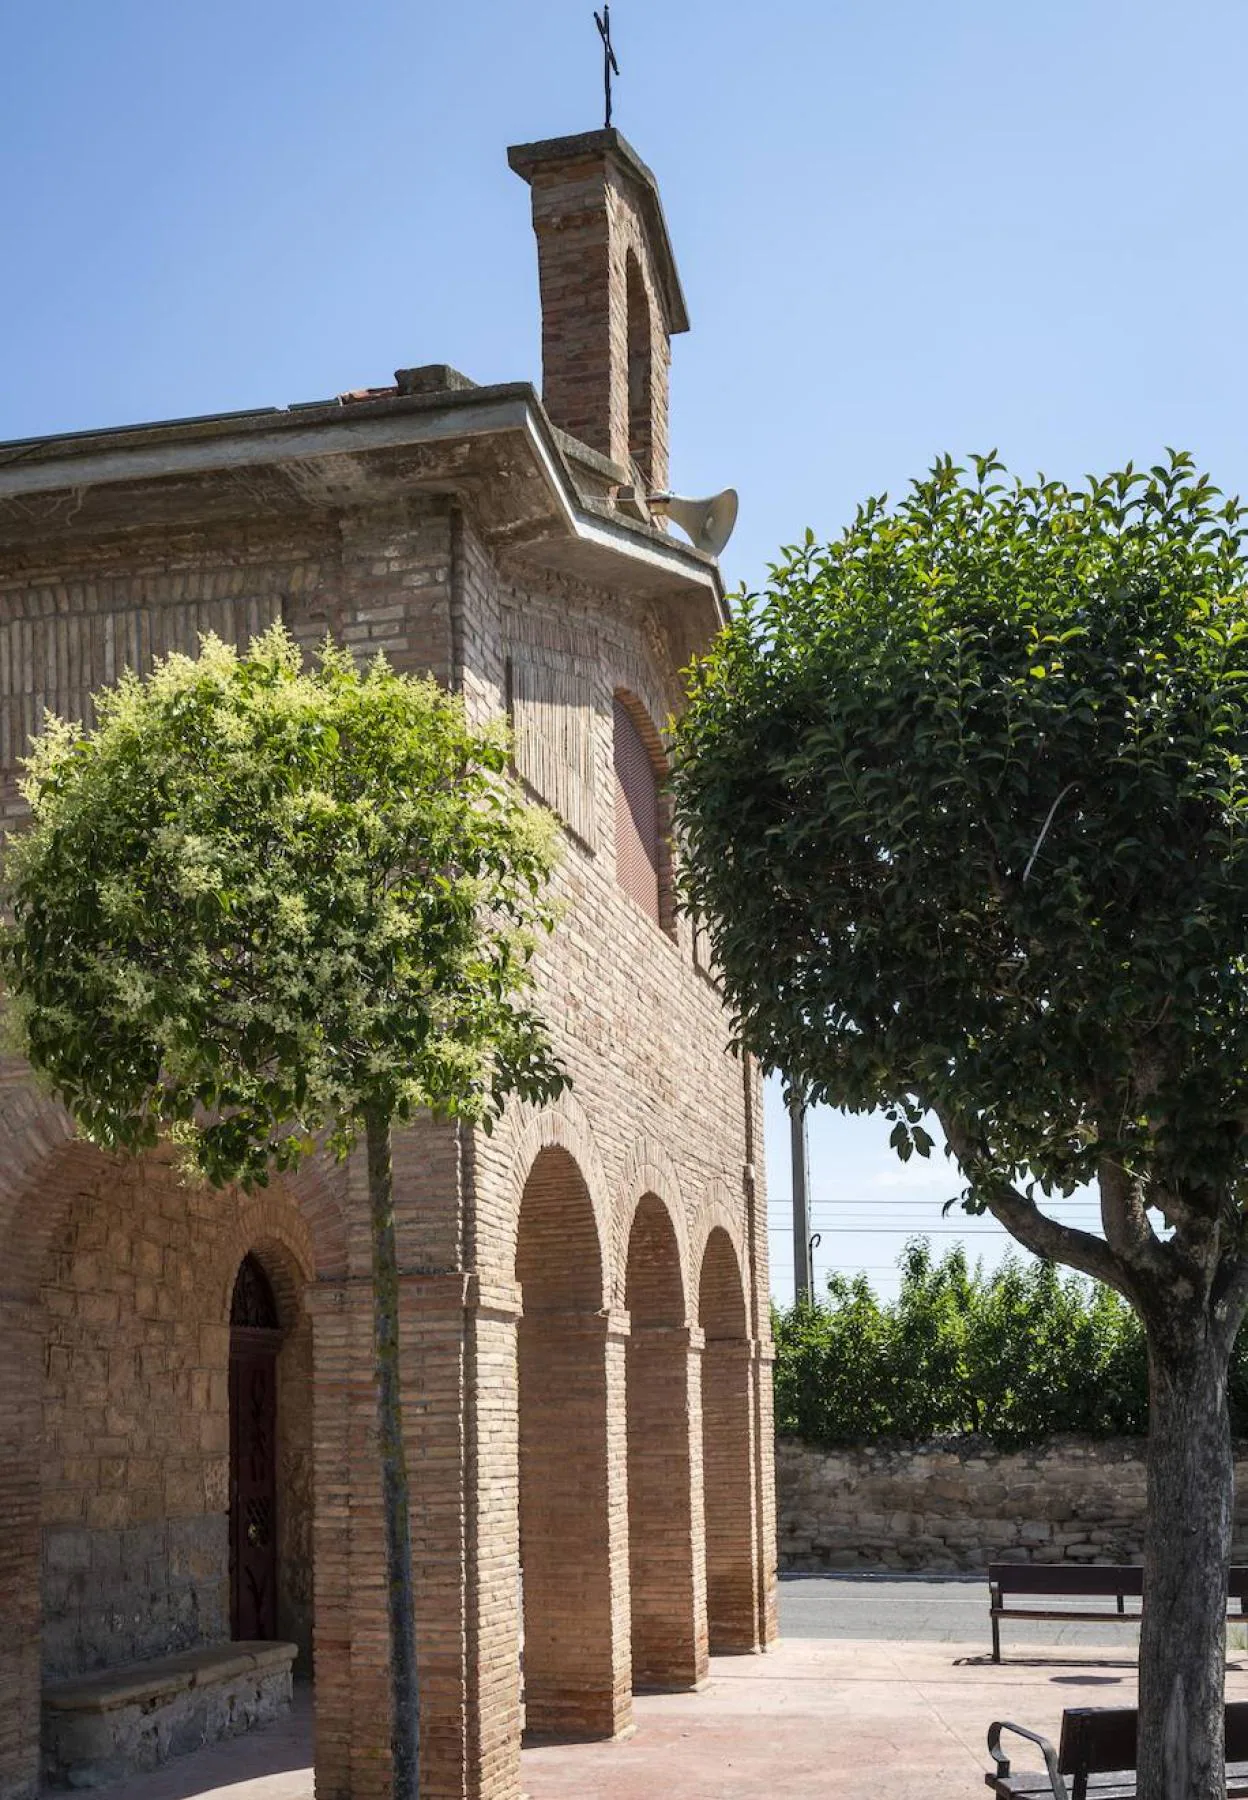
[789,1094,813,1303]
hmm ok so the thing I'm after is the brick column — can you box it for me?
[701,1337,761,1653]
[626,1323,707,1689]
[464,1283,523,1800]
[308,1278,356,1800]
[309,1272,474,1800]
[518,1308,632,1740]
[753,1343,779,1648]
[0,1299,42,1800]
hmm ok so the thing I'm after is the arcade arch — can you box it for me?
[698,1227,759,1652]
[623,1192,706,1689]
[515,1145,629,1739]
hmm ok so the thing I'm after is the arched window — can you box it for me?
[625,251,654,486]
[613,694,663,927]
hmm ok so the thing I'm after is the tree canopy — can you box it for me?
[674,452,1248,1284]
[2,625,567,1185]
[672,452,1248,1797]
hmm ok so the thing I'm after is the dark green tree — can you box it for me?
[674,452,1248,1800]
[2,628,567,1800]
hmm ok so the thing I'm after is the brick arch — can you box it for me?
[623,1189,703,1690]
[612,685,669,778]
[516,1145,603,1313]
[624,249,655,485]
[499,1096,612,1308]
[210,1186,318,1329]
[612,1143,689,1316]
[687,1187,746,1304]
[612,688,675,936]
[697,1224,759,1651]
[0,1082,83,1303]
[624,1193,684,1329]
[610,199,672,493]
[0,1078,350,1309]
[515,1131,622,1737]
[608,642,677,759]
[698,1226,748,1341]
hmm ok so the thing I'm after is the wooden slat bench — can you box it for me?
[988,1563,1248,1662]
[986,1701,1248,1799]
[42,1639,297,1789]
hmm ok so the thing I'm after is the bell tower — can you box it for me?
[508,127,689,493]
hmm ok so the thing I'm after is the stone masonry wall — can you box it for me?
[777,1435,1248,1572]
[39,1154,314,1680]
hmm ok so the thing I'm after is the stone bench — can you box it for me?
[42,1639,297,1789]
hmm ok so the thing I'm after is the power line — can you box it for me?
[766,1225,1088,1237]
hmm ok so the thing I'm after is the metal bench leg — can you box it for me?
[992,1610,1001,1663]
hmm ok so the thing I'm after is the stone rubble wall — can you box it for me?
[42,1646,294,1789]
[777,1435,1248,1571]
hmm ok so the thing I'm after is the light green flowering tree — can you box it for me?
[2,626,567,1800]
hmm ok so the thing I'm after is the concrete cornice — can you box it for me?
[0,384,727,641]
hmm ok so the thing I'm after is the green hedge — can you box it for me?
[773,1239,1248,1450]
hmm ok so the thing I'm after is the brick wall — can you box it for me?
[0,485,776,1800]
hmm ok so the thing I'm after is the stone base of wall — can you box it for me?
[42,1641,295,1789]
[778,1436,1248,1572]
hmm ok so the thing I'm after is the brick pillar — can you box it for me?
[518,1308,632,1739]
[626,1323,707,1689]
[309,1272,474,1800]
[308,1279,356,1800]
[753,1343,779,1648]
[465,1284,524,1800]
[0,1301,41,1800]
[701,1337,761,1652]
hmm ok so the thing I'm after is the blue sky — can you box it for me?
[5,0,1245,1301]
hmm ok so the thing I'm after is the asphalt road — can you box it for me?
[777,1571,1151,1652]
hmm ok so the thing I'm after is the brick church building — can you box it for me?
[0,129,777,1800]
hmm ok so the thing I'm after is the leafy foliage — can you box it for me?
[676,452,1248,1794]
[2,627,567,1186]
[774,1240,1160,1449]
[673,452,1248,1220]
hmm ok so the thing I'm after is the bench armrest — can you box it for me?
[987,1721,1069,1800]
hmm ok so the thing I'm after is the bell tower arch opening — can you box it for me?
[625,250,655,487]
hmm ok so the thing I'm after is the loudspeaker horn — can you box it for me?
[648,488,739,558]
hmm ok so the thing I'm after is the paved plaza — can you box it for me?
[78,1578,1248,1800]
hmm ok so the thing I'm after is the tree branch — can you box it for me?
[1211,1227,1248,1353]
[936,1107,1139,1302]
[1097,1151,1168,1280]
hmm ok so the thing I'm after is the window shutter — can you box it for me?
[613,697,661,925]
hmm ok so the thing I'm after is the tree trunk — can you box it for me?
[1137,1323,1233,1800]
[366,1106,421,1800]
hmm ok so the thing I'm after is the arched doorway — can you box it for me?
[698,1228,759,1652]
[515,1146,629,1739]
[229,1254,282,1641]
[624,1195,705,1689]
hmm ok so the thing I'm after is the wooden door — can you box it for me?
[229,1255,281,1641]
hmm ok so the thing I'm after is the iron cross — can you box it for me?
[594,6,619,129]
